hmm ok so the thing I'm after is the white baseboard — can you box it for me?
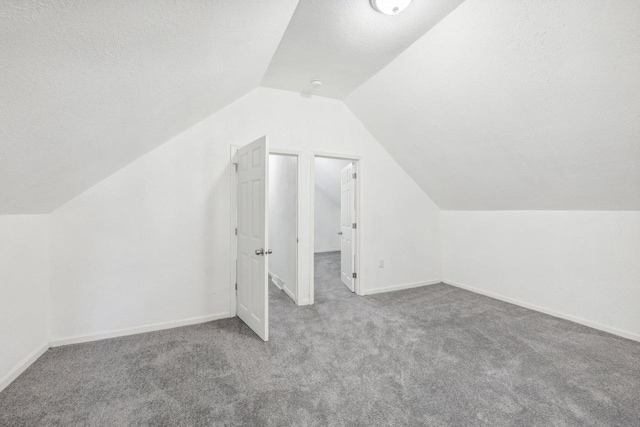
[444,279,640,343]
[282,285,297,303]
[298,298,310,306]
[50,312,232,347]
[364,279,442,296]
[0,341,50,393]
[314,249,340,254]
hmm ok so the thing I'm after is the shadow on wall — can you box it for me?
[314,157,351,253]
[269,154,298,302]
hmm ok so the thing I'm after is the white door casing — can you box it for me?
[340,162,356,292]
[236,136,269,341]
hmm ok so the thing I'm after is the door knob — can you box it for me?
[255,248,264,256]
[266,249,273,255]
[338,232,343,235]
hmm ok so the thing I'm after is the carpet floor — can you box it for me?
[1,251,639,426]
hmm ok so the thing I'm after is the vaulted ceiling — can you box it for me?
[261,0,463,99]
[0,0,298,214]
[347,0,640,210]
[2,0,639,214]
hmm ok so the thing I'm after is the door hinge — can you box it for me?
[352,272,357,279]
[235,227,237,236]
[352,172,357,179]
[233,162,238,172]
[352,223,357,229]
[235,283,237,291]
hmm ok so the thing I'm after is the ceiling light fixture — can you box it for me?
[310,79,323,88]
[370,0,413,15]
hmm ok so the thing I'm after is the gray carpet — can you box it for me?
[1,251,639,426]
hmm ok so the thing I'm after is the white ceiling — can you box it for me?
[315,157,352,206]
[347,0,640,210]
[2,0,638,214]
[0,0,298,214]
[261,0,464,99]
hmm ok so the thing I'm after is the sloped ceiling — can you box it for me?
[262,0,464,99]
[347,0,640,210]
[315,157,352,206]
[3,0,638,214]
[0,0,298,214]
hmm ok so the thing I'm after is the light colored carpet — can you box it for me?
[1,251,639,426]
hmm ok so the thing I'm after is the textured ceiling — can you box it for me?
[261,0,464,99]
[347,0,640,210]
[2,0,638,214]
[0,0,298,214]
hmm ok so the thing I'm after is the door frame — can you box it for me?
[230,145,303,316]
[310,151,363,303]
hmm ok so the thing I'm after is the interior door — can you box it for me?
[236,136,269,341]
[340,162,356,292]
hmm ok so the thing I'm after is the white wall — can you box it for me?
[314,188,340,253]
[268,154,297,301]
[314,157,351,253]
[442,211,640,341]
[49,87,442,342]
[0,215,49,391]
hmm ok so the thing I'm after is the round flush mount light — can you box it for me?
[371,0,413,15]
[310,79,323,88]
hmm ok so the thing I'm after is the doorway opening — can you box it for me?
[312,155,360,302]
[268,153,298,305]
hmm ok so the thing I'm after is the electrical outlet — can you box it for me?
[378,259,384,268]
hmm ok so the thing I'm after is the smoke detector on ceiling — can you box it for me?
[310,79,323,88]
[370,0,413,15]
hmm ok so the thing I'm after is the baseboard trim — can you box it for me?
[298,298,310,306]
[50,312,232,347]
[364,279,442,296]
[282,285,297,303]
[444,279,640,342]
[0,341,50,393]
[314,249,340,254]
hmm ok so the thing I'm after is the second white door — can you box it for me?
[340,162,356,292]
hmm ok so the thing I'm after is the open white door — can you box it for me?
[340,162,356,292]
[236,136,269,341]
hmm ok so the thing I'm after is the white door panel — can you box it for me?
[236,136,269,341]
[340,162,355,292]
